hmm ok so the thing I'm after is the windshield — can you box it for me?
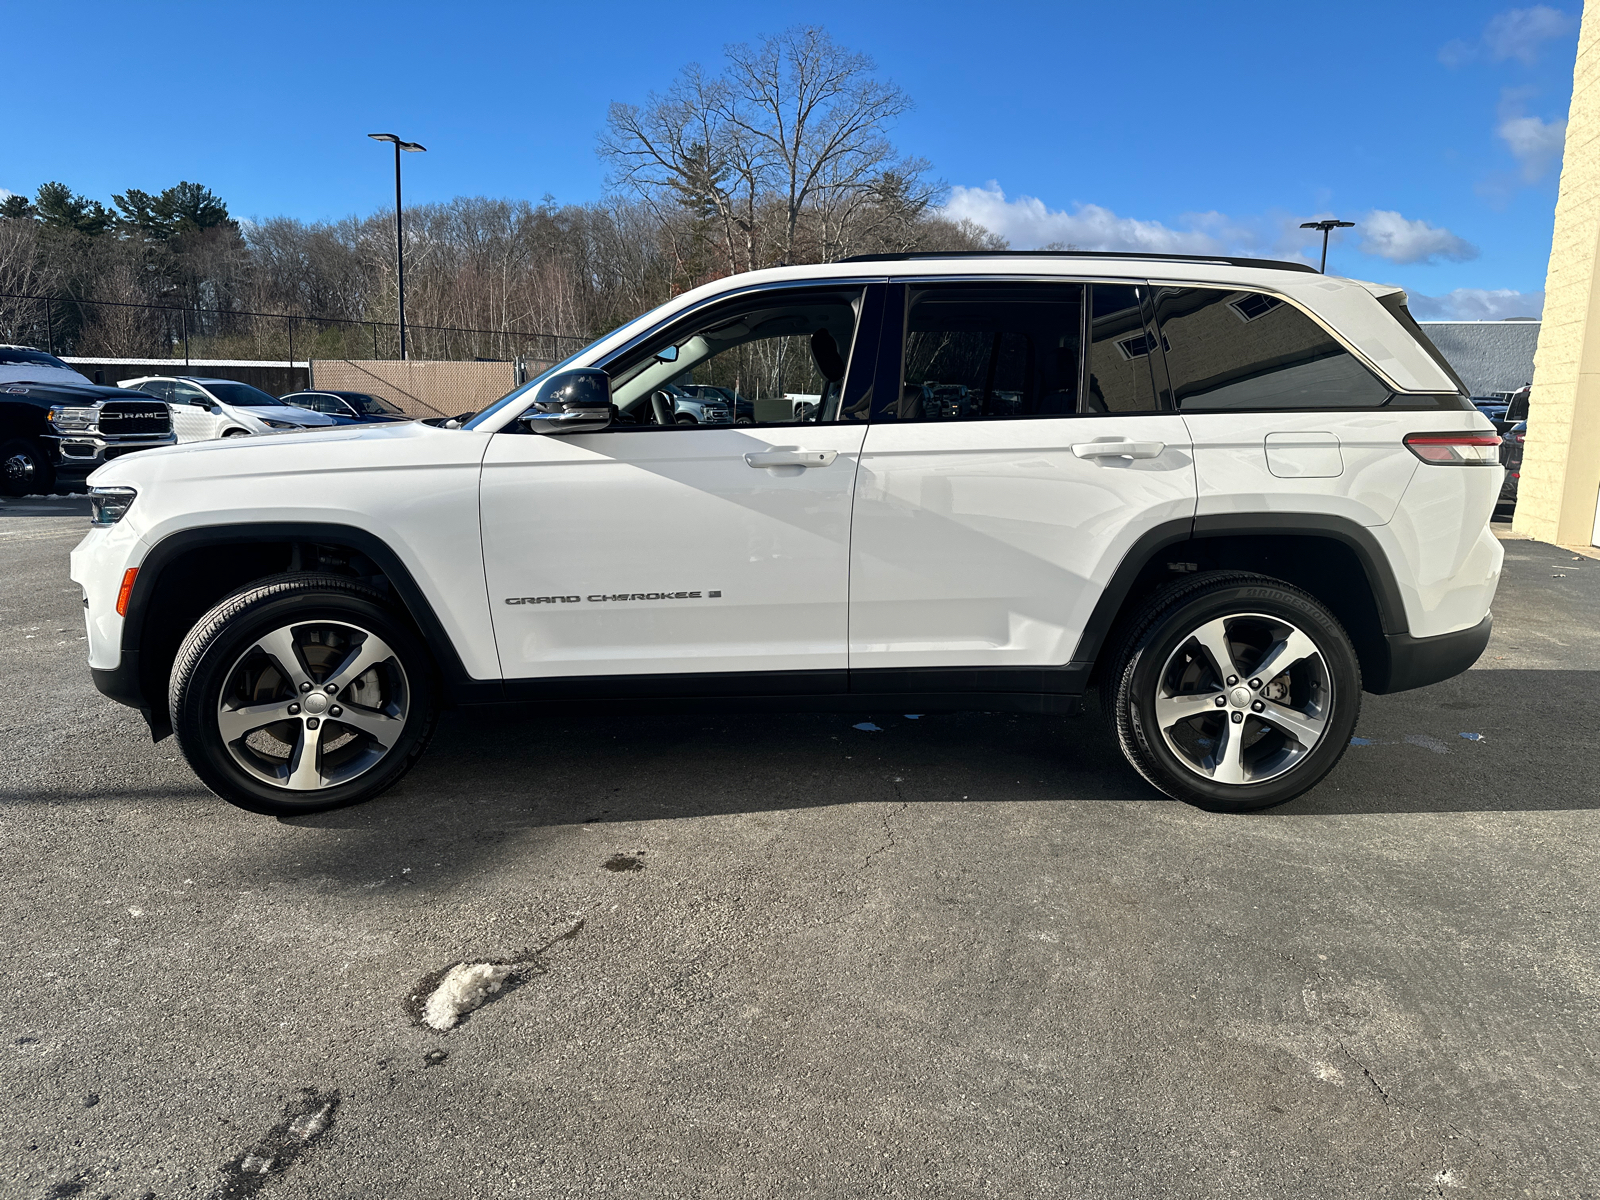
[461,308,665,430]
[0,347,71,370]
[344,392,403,416]
[205,381,286,407]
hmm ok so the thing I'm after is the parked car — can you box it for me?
[118,376,336,442]
[0,344,95,389]
[74,250,1502,819]
[1498,420,1525,507]
[1474,385,1529,434]
[676,384,755,423]
[2,379,174,496]
[279,390,412,425]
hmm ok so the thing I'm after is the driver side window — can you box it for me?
[605,287,870,427]
[170,382,209,407]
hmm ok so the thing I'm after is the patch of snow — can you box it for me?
[288,1103,333,1141]
[421,963,514,1031]
[852,722,882,732]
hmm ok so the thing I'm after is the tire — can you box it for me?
[169,573,439,816]
[222,429,250,438]
[1,437,55,497]
[1100,571,1360,813]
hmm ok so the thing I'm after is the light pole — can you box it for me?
[368,133,427,359]
[1299,219,1354,274]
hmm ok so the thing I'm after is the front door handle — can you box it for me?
[1071,440,1165,460]
[744,450,838,468]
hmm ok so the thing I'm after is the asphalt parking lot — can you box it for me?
[2,496,1597,1200]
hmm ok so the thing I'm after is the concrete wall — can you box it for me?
[1417,322,1540,395]
[308,360,520,418]
[1514,3,1600,547]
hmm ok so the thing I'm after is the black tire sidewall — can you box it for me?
[174,586,436,816]
[1123,582,1360,812]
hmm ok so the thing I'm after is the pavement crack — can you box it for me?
[862,798,908,871]
[207,1087,340,1199]
[1337,1040,1394,1107]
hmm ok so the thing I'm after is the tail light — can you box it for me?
[1403,432,1501,465]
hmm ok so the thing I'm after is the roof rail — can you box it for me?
[836,249,1319,274]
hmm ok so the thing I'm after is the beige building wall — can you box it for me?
[1514,3,1600,546]
[308,360,522,418]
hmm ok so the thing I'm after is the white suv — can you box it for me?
[71,252,1503,816]
[117,376,335,441]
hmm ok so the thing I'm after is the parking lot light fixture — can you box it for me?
[368,133,428,359]
[1299,219,1355,274]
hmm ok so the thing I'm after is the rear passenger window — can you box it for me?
[883,283,1084,420]
[1155,287,1391,410]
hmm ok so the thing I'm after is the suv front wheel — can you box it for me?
[1102,572,1360,812]
[169,573,439,816]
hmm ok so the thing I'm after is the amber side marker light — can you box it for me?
[116,568,138,616]
[1403,432,1501,465]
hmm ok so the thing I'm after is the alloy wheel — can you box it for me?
[216,619,410,791]
[1153,612,1333,787]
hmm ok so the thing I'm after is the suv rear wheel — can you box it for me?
[1102,572,1360,812]
[169,573,438,816]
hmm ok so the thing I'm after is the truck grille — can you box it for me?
[98,401,171,436]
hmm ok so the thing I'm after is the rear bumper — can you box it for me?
[1369,614,1493,694]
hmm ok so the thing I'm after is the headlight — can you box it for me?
[259,418,300,430]
[49,404,100,433]
[88,486,138,525]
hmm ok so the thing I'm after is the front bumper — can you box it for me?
[46,433,177,476]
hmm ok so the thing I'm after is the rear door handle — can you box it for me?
[744,450,838,468]
[1072,440,1165,460]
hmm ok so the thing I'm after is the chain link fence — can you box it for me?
[0,291,587,367]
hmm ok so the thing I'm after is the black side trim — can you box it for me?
[1372,614,1492,695]
[1067,518,1197,665]
[120,523,501,710]
[91,656,172,741]
[1190,513,1408,635]
[502,669,848,703]
[849,664,1089,696]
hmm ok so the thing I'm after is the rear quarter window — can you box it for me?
[1154,287,1391,410]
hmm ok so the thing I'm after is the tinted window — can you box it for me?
[169,382,208,405]
[1086,284,1160,413]
[1155,287,1390,410]
[339,392,402,416]
[136,380,174,400]
[205,381,283,407]
[883,283,1083,421]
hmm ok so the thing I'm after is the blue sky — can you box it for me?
[4,1,1577,318]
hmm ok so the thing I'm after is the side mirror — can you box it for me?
[519,367,614,435]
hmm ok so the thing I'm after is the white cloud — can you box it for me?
[1497,108,1567,180]
[1408,288,1545,320]
[1440,5,1577,66]
[1357,210,1479,265]
[941,184,1225,255]
[1485,5,1577,65]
